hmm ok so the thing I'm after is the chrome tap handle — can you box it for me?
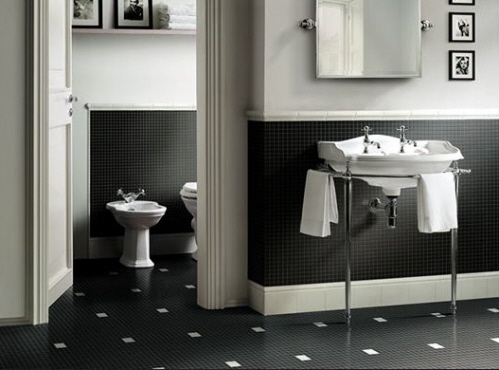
[361,125,372,142]
[396,125,409,142]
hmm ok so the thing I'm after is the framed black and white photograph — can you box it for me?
[449,12,475,42]
[115,0,153,29]
[449,50,475,81]
[73,0,102,28]
[449,0,475,5]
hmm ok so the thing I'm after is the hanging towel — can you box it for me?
[417,173,457,233]
[300,170,339,237]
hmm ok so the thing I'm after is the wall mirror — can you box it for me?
[316,0,422,78]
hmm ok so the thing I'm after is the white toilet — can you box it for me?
[180,182,198,259]
[106,200,166,268]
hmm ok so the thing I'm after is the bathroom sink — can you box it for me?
[318,134,463,196]
[106,200,165,214]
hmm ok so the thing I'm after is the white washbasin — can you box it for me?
[318,134,463,196]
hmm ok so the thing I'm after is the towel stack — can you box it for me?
[158,3,196,30]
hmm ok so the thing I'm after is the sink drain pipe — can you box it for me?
[368,197,398,229]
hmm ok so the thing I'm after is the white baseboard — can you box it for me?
[0,316,32,327]
[88,233,197,259]
[48,268,73,306]
[248,272,499,316]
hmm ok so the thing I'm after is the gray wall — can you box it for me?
[251,0,499,111]
[0,0,26,320]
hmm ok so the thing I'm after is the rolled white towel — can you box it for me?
[168,4,196,16]
[158,4,169,14]
[168,22,196,30]
[169,14,196,24]
[159,19,170,29]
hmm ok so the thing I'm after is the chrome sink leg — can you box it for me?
[451,228,458,315]
[450,168,460,315]
[344,175,353,324]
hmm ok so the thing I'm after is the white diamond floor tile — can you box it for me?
[251,327,266,332]
[428,343,445,349]
[295,355,311,361]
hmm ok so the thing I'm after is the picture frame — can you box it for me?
[449,0,475,5]
[449,12,475,42]
[449,50,475,81]
[73,0,103,28]
[115,0,153,29]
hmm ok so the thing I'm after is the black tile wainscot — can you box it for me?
[248,120,499,287]
[90,110,196,238]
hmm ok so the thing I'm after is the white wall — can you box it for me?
[0,0,26,320]
[254,0,499,111]
[72,29,196,258]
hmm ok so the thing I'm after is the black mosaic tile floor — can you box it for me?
[0,255,498,369]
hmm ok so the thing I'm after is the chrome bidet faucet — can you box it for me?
[397,125,417,153]
[117,188,145,203]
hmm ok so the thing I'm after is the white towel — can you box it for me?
[168,22,196,30]
[417,173,457,233]
[169,15,196,24]
[300,170,339,237]
[168,4,196,16]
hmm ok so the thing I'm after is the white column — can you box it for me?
[196,0,227,309]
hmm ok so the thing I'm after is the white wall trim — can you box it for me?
[248,271,499,316]
[24,0,50,326]
[0,317,32,328]
[196,0,227,309]
[85,103,197,111]
[48,269,73,306]
[88,233,197,259]
[247,109,499,122]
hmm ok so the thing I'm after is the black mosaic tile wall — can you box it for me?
[90,110,196,238]
[248,120,499,287]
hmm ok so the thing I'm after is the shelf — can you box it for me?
[72,28,195,36]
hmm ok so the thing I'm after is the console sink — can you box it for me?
[318,134,463,196]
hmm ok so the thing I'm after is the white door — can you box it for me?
[47,0,73,305]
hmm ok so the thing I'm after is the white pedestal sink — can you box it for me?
[318,134,464,196]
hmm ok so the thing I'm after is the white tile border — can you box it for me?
[246,109,499,122]
[85,104,196,111]
[248,271,499,316]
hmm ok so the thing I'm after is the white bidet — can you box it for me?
[106,200,166,268]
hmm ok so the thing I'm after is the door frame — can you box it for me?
[26,0,229,323]
[26,0,50,324]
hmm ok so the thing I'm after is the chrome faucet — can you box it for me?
[117,188,145,203]
[361,125,381,154]
[396,125,417,153]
